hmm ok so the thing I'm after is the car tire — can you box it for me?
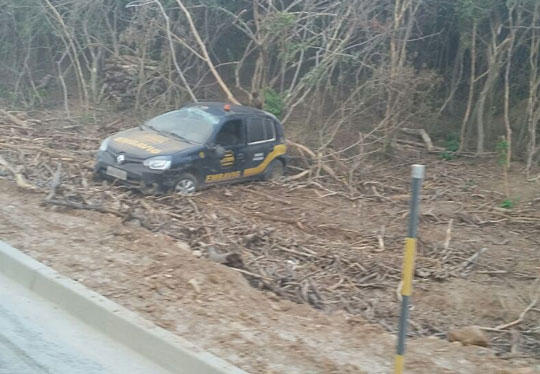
[263,159,285,181]
[92,172,103,182]
[173,173,199,195]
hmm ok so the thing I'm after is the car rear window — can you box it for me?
[248,118,275,143]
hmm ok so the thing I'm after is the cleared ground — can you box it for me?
[1,111,539,373]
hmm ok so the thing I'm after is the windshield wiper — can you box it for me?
[160,130,194,144]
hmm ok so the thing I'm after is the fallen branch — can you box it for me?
[253,212,298,224]
[444,219,453,250]
[286,140,344,185]
[0,109,27,127]
[46,163,63,200]
[0,155,39,192]
[395,138,444,152]
[43,199,123,217]
[401,128,438,152]
[458,247,488,272]
[285,169,310,182]
[495,276,540,330]
[241,187,292,205]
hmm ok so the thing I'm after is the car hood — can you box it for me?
[108,128,193,158]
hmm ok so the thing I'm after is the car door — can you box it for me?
[243,116,277,178]
[204,118,247,183]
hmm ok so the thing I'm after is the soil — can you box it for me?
[1,111,540,373]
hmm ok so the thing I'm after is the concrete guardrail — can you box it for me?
[0,240,248,374]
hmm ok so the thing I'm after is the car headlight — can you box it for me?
[99,137,111,151]
[143,156,171,170]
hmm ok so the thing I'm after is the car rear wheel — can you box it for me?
[174,173,198,195]
[263,159,284,181]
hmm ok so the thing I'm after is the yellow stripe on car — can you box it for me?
[244,144,287,177]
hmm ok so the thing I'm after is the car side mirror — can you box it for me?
[214,144,226,158]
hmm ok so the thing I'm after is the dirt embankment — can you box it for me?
[1,111,539,373]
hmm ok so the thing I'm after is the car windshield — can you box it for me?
[144,108,219,144]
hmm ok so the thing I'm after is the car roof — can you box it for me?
[182,101,276,120]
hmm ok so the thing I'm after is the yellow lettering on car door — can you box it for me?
[205,171,241,182]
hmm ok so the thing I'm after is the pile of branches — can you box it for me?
[102,55,164,108]
[0,111,465,316]
[1,110,540,357]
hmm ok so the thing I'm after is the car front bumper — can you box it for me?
[94,151,176,192]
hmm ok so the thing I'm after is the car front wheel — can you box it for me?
[174,173,198,195]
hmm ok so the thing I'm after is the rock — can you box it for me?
[448,326,489,347]
[187,279,201,293]
[176,241,191,251]
[206,246,244,268]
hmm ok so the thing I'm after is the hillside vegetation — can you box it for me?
[1,0,540,172]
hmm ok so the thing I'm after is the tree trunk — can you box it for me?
[526,6,540,176]
[503,3,518,169]
[475,16,509,155]
[459,22,477,153]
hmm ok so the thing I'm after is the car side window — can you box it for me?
[247,117,275,144]
[215,119,244,147]
[263,119,276,140]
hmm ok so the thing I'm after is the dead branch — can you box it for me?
[0,155,38,191]
[457,247,488,272]
[43,199,123,217]
[444,218,453,250]
[240,186,292,205]
[401,128,437,151]
[496,276,540,330]
[174,0,240,105]
[286,140,344,185]
[285,169,310,182]
[253,212,308,231]
[0,109,27,127]
[46,163,62,200]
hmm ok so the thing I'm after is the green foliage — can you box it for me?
[500,199,516,209]
[445,133,460,152]
[496,137,509,166]
[439,151,455,161]
[263,88,284,118]
[439,133,460,161]
[0,85,13,100]
[266,11,296,33]
[456,0,494,24]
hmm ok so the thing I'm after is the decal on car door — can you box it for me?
[244,144,287,177]
[220,150,235,168]
[205,171,241,182]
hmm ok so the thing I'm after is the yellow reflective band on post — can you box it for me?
[401,238,416,296]
[394,354,404,374]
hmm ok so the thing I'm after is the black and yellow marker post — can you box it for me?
[394,164,425,374]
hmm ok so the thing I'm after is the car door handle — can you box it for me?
[237,153,245,160]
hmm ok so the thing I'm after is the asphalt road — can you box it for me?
[0,273,171,374]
